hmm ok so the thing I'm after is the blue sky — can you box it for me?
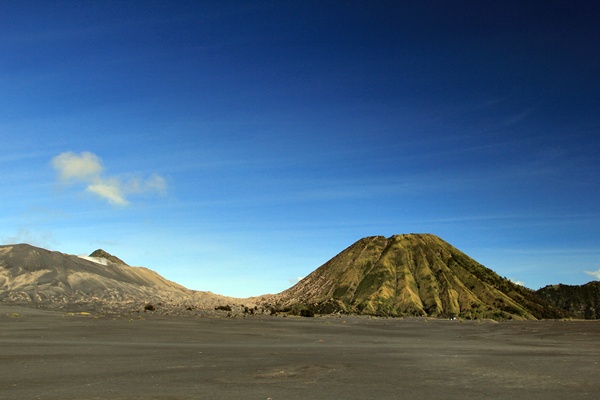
[2,1,599,297]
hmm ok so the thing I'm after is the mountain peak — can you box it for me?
[89,249,128,266]
[0,243,234,310]
[263,234,566,320]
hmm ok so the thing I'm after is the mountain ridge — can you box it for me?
[1,236,595,320]
[536,281,600,319]
[0,243,237,312]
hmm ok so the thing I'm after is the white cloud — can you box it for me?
[584,269,600,280]
[126,174,167,196]
[87,180,128,206]
[77,255,109,265]
[51,151,167,206]
[51,151,103,182]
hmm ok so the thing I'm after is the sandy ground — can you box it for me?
[1,305,599,400]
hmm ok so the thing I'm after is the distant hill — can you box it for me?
[0,243,235,312]
[536,282,600,319]
[261,234,568,320]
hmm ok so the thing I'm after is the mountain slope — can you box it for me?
[263,234,567,320]
[536,282,600,319]
[0,244,233,310]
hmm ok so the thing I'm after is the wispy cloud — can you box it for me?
[86,179,129,206]
[289,276,304,285]
[127,174,168,196]
[51,151,167,206]
[2,227,57,248]
[501,107,535,128]
[584,269,600,281]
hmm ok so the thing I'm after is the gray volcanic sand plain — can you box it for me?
[1,305,599,400]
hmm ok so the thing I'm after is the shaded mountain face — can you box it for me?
[536,282,600,319]
[263,234,567,320]
[0,243,233,311]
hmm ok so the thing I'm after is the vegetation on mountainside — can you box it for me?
[536,282,600,319]
[267,234,569,320]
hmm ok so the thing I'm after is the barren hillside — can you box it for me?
[0,244,237,312]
